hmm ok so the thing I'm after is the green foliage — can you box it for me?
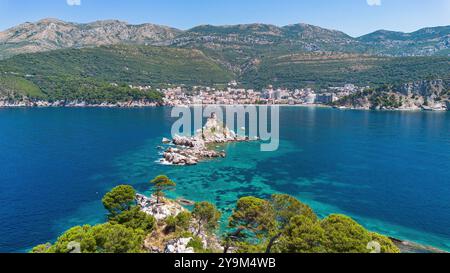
[175,211,193,231]
[91,223,145,253]
[33,223,146,254]
[0,45,233,102]
[2,42,448,102]
[369,232,401,253]
[320,214,372,253]
[31,177,401,254]
[240,53,450,90]
[30,76,163,103]
[229,197,275,237]
[52,225,97,253]
[150,175,176,203]
[30,243,52,254]
[358,26,450,56]
[186,236,206,253]
[369,91,403,109]
[275,215,327,253]
[234,242,267,254]
[109,206,156,233]
[102,185,136,217]
[165,212,192,234]
[226,196,399,254]
[0,75,44,99]
[192,202,221,235]
[265,194,317,253]
[271,194,317,227]
[224,197,275,253]
[165,216,178,233]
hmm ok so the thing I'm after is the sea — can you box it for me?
[0,107,449,252]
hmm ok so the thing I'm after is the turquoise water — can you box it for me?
[0,107,449,252]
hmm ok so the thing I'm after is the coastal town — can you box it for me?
[161,81,361,107]
[0,80,449,111]
[0,80,363,108]
[0,82,362,108]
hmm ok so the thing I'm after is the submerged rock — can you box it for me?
[177,198,196,206]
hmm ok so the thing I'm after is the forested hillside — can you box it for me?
[0,45,234,102]
[240,52,450,89]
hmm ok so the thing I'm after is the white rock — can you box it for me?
[166,245,175,253]
[164,238,194,253]
[136,194,186,220]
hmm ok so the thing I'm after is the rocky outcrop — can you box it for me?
[160,113,252,166]
[335,80,449,111]
[163,146,225,166]
[400,80,445,98]
[136,194,186,221]
[164,238,195,254]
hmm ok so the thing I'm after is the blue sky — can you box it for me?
[1,0,450,37]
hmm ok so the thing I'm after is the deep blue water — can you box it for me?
[0,107,449,252]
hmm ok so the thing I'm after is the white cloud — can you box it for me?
[367,0,381,6]
[67,0,81,6]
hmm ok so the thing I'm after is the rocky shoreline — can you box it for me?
[1,100,449,112]
[159,113,255,166]
[0,99,160,108]
[334,80,449,112]
[333,104,448,112]
[391,238,448,254]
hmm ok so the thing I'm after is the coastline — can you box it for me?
[1,101,448,112]
[390,238,448,254]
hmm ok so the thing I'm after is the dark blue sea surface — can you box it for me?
[0,107,449,252]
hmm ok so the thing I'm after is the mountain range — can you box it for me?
[1,18,449,61]
[0,19,181,59]
[0,19,449,103]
